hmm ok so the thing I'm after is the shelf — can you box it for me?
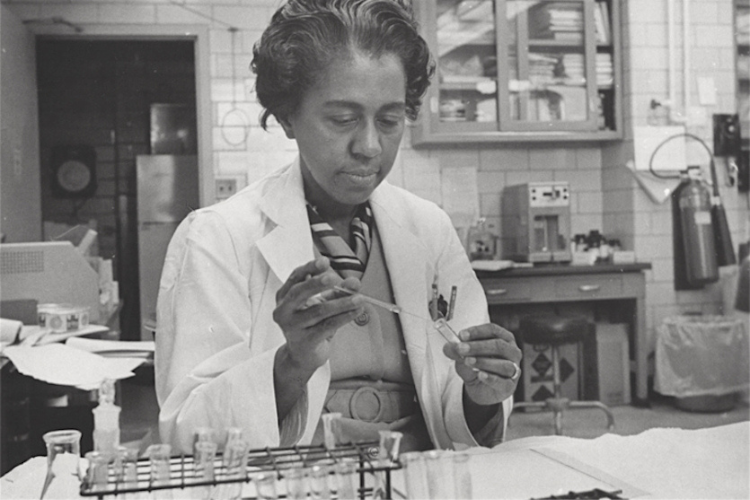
[416,0,621,144]
[528,39,585,48]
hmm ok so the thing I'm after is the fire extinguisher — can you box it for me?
[672,167,719,288]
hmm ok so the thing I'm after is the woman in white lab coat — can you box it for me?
[155,0,522,454]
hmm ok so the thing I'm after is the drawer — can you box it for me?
[553,275,623,299]
[482,280,532,303]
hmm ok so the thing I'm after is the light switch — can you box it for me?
[697,77,717,106]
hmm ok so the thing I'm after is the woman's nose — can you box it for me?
[351,120,382,158]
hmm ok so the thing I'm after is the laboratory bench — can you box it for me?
[475,262,652,405]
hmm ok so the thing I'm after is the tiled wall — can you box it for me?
[4,0,748,362]
[608,0,747,357]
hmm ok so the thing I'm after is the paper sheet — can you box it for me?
[626,160,681,204]
[66,337,154,355]
[2,344,144,390]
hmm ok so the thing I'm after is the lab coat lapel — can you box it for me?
[370,187,429,366]
[254,160,329,445]
[256,159,316,284]
[371,185,443,441]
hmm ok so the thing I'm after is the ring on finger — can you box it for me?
[510,362,521,381]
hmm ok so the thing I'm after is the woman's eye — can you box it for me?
[331,116,357,126]
[378,116,402,129]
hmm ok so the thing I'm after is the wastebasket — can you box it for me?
[655,315,749,412]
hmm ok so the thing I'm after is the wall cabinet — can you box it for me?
[736,0,749,144]
[412,0,621,145]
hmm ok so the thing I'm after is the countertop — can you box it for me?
[474,262,652,279]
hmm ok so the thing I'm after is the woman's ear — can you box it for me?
[278,116,296,139]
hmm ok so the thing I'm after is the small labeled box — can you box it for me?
[521,342,581,402]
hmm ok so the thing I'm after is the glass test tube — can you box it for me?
[217,438,248,500]
[308,464,331,500]
[321,412,342,449]
[192,440,217,500]
[114,446,139,499]
[372,430,403,500]
[147,444,172,500]
[284,467,307,500]
[333,458,357,500]
[254,471,278,500]
[400,452,429,500]
[223,427,243,449]
[85,450,111,492]
[193,427,215,453]
[377,430,403,462]
[434,318,460,344]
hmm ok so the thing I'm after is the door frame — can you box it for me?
[26,23,214,206]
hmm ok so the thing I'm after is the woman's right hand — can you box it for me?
[273,257,364,372]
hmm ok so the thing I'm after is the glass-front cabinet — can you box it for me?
[413,0,620,144]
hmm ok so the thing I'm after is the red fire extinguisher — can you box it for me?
[674,167,719,287]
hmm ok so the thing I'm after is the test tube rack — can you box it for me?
[79,440,402,499]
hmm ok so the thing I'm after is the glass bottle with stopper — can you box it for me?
[93,378,120,456]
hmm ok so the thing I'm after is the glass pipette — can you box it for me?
[332,286,460,344]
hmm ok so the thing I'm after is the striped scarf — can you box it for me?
[306,202,373,279]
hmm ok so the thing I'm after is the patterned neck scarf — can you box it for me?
[306,202,373,279]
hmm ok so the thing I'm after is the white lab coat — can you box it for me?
[155,158,512,453]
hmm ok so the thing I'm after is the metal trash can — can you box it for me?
[655,315,749,412]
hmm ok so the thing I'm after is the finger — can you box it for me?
[276,257,330,301]
[294,295,364,328]
[458,324,516,344]
[305,306,366,340]
[312,276,362,303]
[455,338,522,363]
[455,362,482,385]
[463,357,521,380]
[285,271,341,311]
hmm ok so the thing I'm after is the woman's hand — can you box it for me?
[442,323,522,406]
[273,257,364,372]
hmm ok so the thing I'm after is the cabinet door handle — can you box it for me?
[578,284,601,292]
[487,289,508,296]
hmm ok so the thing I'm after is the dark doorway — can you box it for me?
[36,40,197,340]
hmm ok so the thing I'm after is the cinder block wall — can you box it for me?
[4,0,747,362]
[604,0,747,361]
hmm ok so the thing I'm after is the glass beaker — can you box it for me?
[424,449,453,499]
[452,452,472,498]
[43,429,82,468]
[401,452,429,500]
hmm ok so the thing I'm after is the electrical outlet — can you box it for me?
[215,178,238,200]
[713,113,741,157]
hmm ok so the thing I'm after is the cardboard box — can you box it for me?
[584,323,632,405]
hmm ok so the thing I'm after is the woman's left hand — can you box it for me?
[442,323,523,406]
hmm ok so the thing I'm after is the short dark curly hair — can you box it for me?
[251,0,435,130]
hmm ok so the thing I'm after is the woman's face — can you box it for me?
[280,50,407,213]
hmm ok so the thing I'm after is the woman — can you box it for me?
[155,0,522,454]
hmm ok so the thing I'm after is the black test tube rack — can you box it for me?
[79,440,402,499]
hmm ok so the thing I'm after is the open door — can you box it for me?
[0,5,42,243]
